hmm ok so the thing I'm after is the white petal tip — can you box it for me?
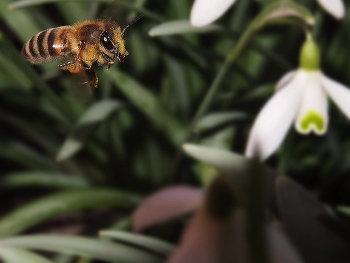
[331,9,345,20]
[190,11,217,27]
[190,0,237,27]
[317,0,345,19]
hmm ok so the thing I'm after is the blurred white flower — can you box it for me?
[190,0,345,28]
[317,0,345,19]
[190,0,237,27]
[245,38,350,160]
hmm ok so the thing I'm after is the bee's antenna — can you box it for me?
[121,14,144,36]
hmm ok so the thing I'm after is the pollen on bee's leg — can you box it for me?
[59,60,85,74]
[106,62,114,70]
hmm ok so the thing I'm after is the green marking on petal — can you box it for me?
[299,111,325,134]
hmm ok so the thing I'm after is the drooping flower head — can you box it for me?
[190,0,345,28]
[245,37,350,160]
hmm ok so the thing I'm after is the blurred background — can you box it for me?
[0,0,349,262]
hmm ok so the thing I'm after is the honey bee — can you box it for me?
[21,15,143,87]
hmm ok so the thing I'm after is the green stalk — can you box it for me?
[182,0,314,141]
[245,161,269,263]
[169,1,314,182]
[183,6,261,143]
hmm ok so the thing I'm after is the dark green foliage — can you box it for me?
[0,0,349,262]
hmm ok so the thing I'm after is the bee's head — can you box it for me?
[99,28,127,63]
[99,15,143,64]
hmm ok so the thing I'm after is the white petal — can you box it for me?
[322,74,350,119]
[245,71,306,160]
[190,0,236,27]
[317,0,345,19]
[295,72,328,135]
[275,70,296,92]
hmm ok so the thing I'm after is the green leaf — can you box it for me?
[107,69,185,146]
[0,142,59,171]
[183,143,249,173]
[194,162,219,186]
[240,84,274,102]
[253,1,315,30]
[199,126,235,149]
[56,1,90,25]
[164,55,189,118]
[109,216,132,231]
[0,188,142,237]
[0,171,89,189]
[149,20,220,36]
[56,100,123,161]
[0,0,42,42]
[195,112,247,132]
[336,206,350,216]
[100,230,174,257]
[0,51,32,90]
[0,247,54,263]
[0,25,74,124]
[8,0,111,9]
[0,235,163,263]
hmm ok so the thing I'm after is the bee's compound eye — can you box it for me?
[100,31,115,51]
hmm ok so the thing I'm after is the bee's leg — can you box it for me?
[84,68,98,88]
[59,59,97,87]
[106,61,114,70]
[59,59,84,74]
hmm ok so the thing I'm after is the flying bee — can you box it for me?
[21,15,143,87]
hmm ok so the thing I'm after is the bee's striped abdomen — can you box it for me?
[21,26,71,64]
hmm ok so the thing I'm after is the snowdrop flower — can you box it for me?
[317,0,345,19]
[190,0,345,27]
[245,38,350,160]
[190,0,237,26]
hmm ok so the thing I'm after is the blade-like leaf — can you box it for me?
[149,20,220,36]
[100,230,174,257]
[195,112,247,132]
[107,69,185,146]
[0,51,32,90]
[0,235,163,263]
[0,171,89,189]
[0,142,60,171]
[0,188,142,237]
[8,0,111,9]
[56,100,123,161]
[0,0,42,42]
[0,247,54,263]
[183,143,250,173]
[336,206,350,216]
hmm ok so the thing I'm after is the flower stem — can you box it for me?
[169,0,314,183]
[184,20,256,142]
